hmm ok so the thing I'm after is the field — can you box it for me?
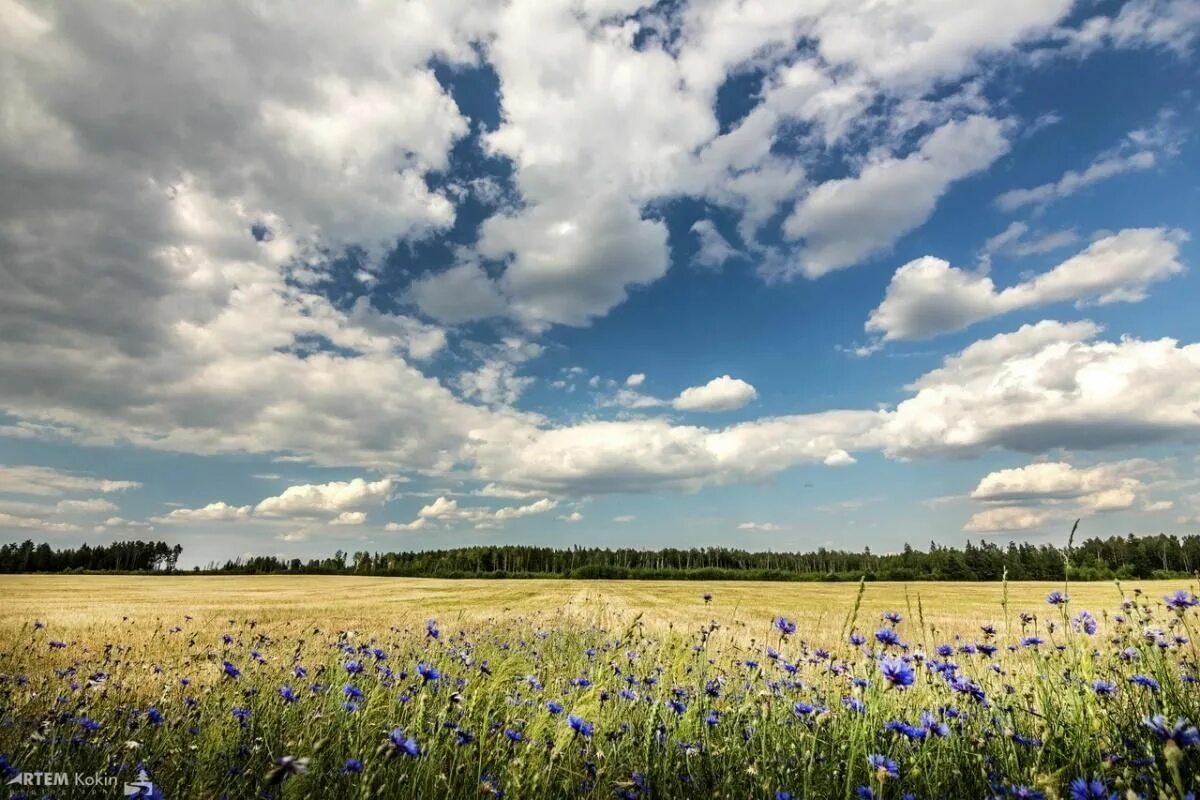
[0,576,1197,799]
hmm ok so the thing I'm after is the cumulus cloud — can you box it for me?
[625,374,646,388]
[737,522,785,531]
[387,494,559,530]
[673,376,758,412]
[963,458,1165,532]
[156,502,253,523]
[690,221,740,270]
[0,512,81,533]
[254,478,394,518]
[782,116,1010,277]
[866,228,1186,341]
[54,498,118,514]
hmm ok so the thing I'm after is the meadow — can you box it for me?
[0,576,1197,799]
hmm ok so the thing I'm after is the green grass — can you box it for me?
[0,576,1197,799]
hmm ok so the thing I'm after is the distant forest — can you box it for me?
[1,533,1199,580]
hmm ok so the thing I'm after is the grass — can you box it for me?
[0,576,1197,799]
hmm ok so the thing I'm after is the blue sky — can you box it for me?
[1,0,1199,567]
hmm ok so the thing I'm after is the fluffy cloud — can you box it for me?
[866,228,1186,341]
[0,512,81,533]
[690,221,740,270]
[625,374,646,388]
[157,502,253,523]
[255,478,394,518]
[0,465,141,496]
[963,458,1165,532]
[782,116,1010,277]
[673,376,758,412]
[54,498,119,514]
[878,320,1200,459]
[387,494,558,530]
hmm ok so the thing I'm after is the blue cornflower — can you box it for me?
[388,729,421,757]
[1091,680,1116,696]
[1129,674,1160,691]
[504,728,523,743]
[79,717,102,732]
[875,628,902,647]
[455,729,476,746]
[849,632,866,646]
[1165,589,1199,610]
[793,702,817,716]
[668,699,687,715]
[1144,715,1200,747]
[920,711,949,737]
[345,659,363,675]
[1008,787,1046,800]
[704,711,720,727]
[885,720,926,741]
[425,619,440,639]
[882,611,903,624]
[855,788,876,800]
[879,656,915,689]
[1073,611,1097,635]
[343,684,363,701]
[1068,777,1116,800]
[342,759,363,774]
[568,714,594,737]
[417,662,441,682]
[146,707,163,726]
[1047,591,1068,606]
[279,685,297,703]
[775,617,797,636]
[843,697,866,714]
[222,660,240,679]
[231,707,251,727]
[546,700,563,715]
[867,753,899,780]
[1021,636,1043,647]
[775,792,793,800]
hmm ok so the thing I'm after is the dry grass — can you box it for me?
[0,575,1183,640]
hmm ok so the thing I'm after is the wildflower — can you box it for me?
[668,699,687,715]
[455,729,476,746]
[775,617,797,636]
[546,700,563,715]
[344,659,363,675]
[776,793,794,800]
[704,711,720,727]
[867,753,899,780]
[885,720,926,741]
[568,714,594,737]
[1091,680,1116,696]
[1165,589,1199,611]
[1129,674,1160,692]
[343,684,363,701]
[882,611,902,625]
[843,697,866,714]
[1144,715,1200,747]
[1047,591,1068,606]
[1008,787,1046,800]
[79,717,102,732]
[222,660,240,679]
[342,758,363,774]
[855,788,877,800]
[849,631,866,646]
[145,708,163,726]
[504,728,523,743]
[279,685,297,703]
[425,619,440,639]
[231,707,251,727]
[1073,611,1097,635]
[1068,777,1115,800]
[417,662,441,683]
[388,729,421,758]
[879,656,915,689]
[875,628,902,647]
[1021,636,1043,648]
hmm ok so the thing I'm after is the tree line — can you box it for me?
[0,539,182,573]
[3,533,1196,580]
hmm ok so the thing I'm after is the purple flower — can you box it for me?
[504,728,523,743]
[1068,777,1116,800]
[775,617,797,636]
[344,660,363,675]
[1165,590,1199,610]
[222,660,240,679]
[388,729,421,757]
[1046,591,1068,606]
[879,656,914,689]
[1091,680,1116,696]
[875,628,902,647]
[568,714,594,737]
[867,753,899,779]
[425,619,440,639]
[1129,674,1160,692]
[849,632,866,646]
[343,684,363,701]
[342,759,363,775]
[417,662,441,682]
[1144,715,1200,747]
[882,611,903,625]
[546,700,563,715]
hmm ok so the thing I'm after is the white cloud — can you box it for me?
[995,113,1180,211]
[1062,0,1200,56]
[331,511,367,526]
[0,512,81,533]
[673,375,758,412]
[254,478,394,518]
[625,373,646,388]
[388,493,559,530]
[866,228,1186,341]
[93,516,155,534]
[157,501,253,523]
[457,359,534,407]
[782,116,1010,277]
[559,511,583,523]
[384,518,428,532]
[54,498,118,514]
[613,514,635,523]
[0,465,141,496]
[963,458,1165,532]
[737,522,784,531]
[690,220,739,270]
[407,262,508,324]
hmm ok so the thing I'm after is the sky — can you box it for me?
[2,0,1199,568]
